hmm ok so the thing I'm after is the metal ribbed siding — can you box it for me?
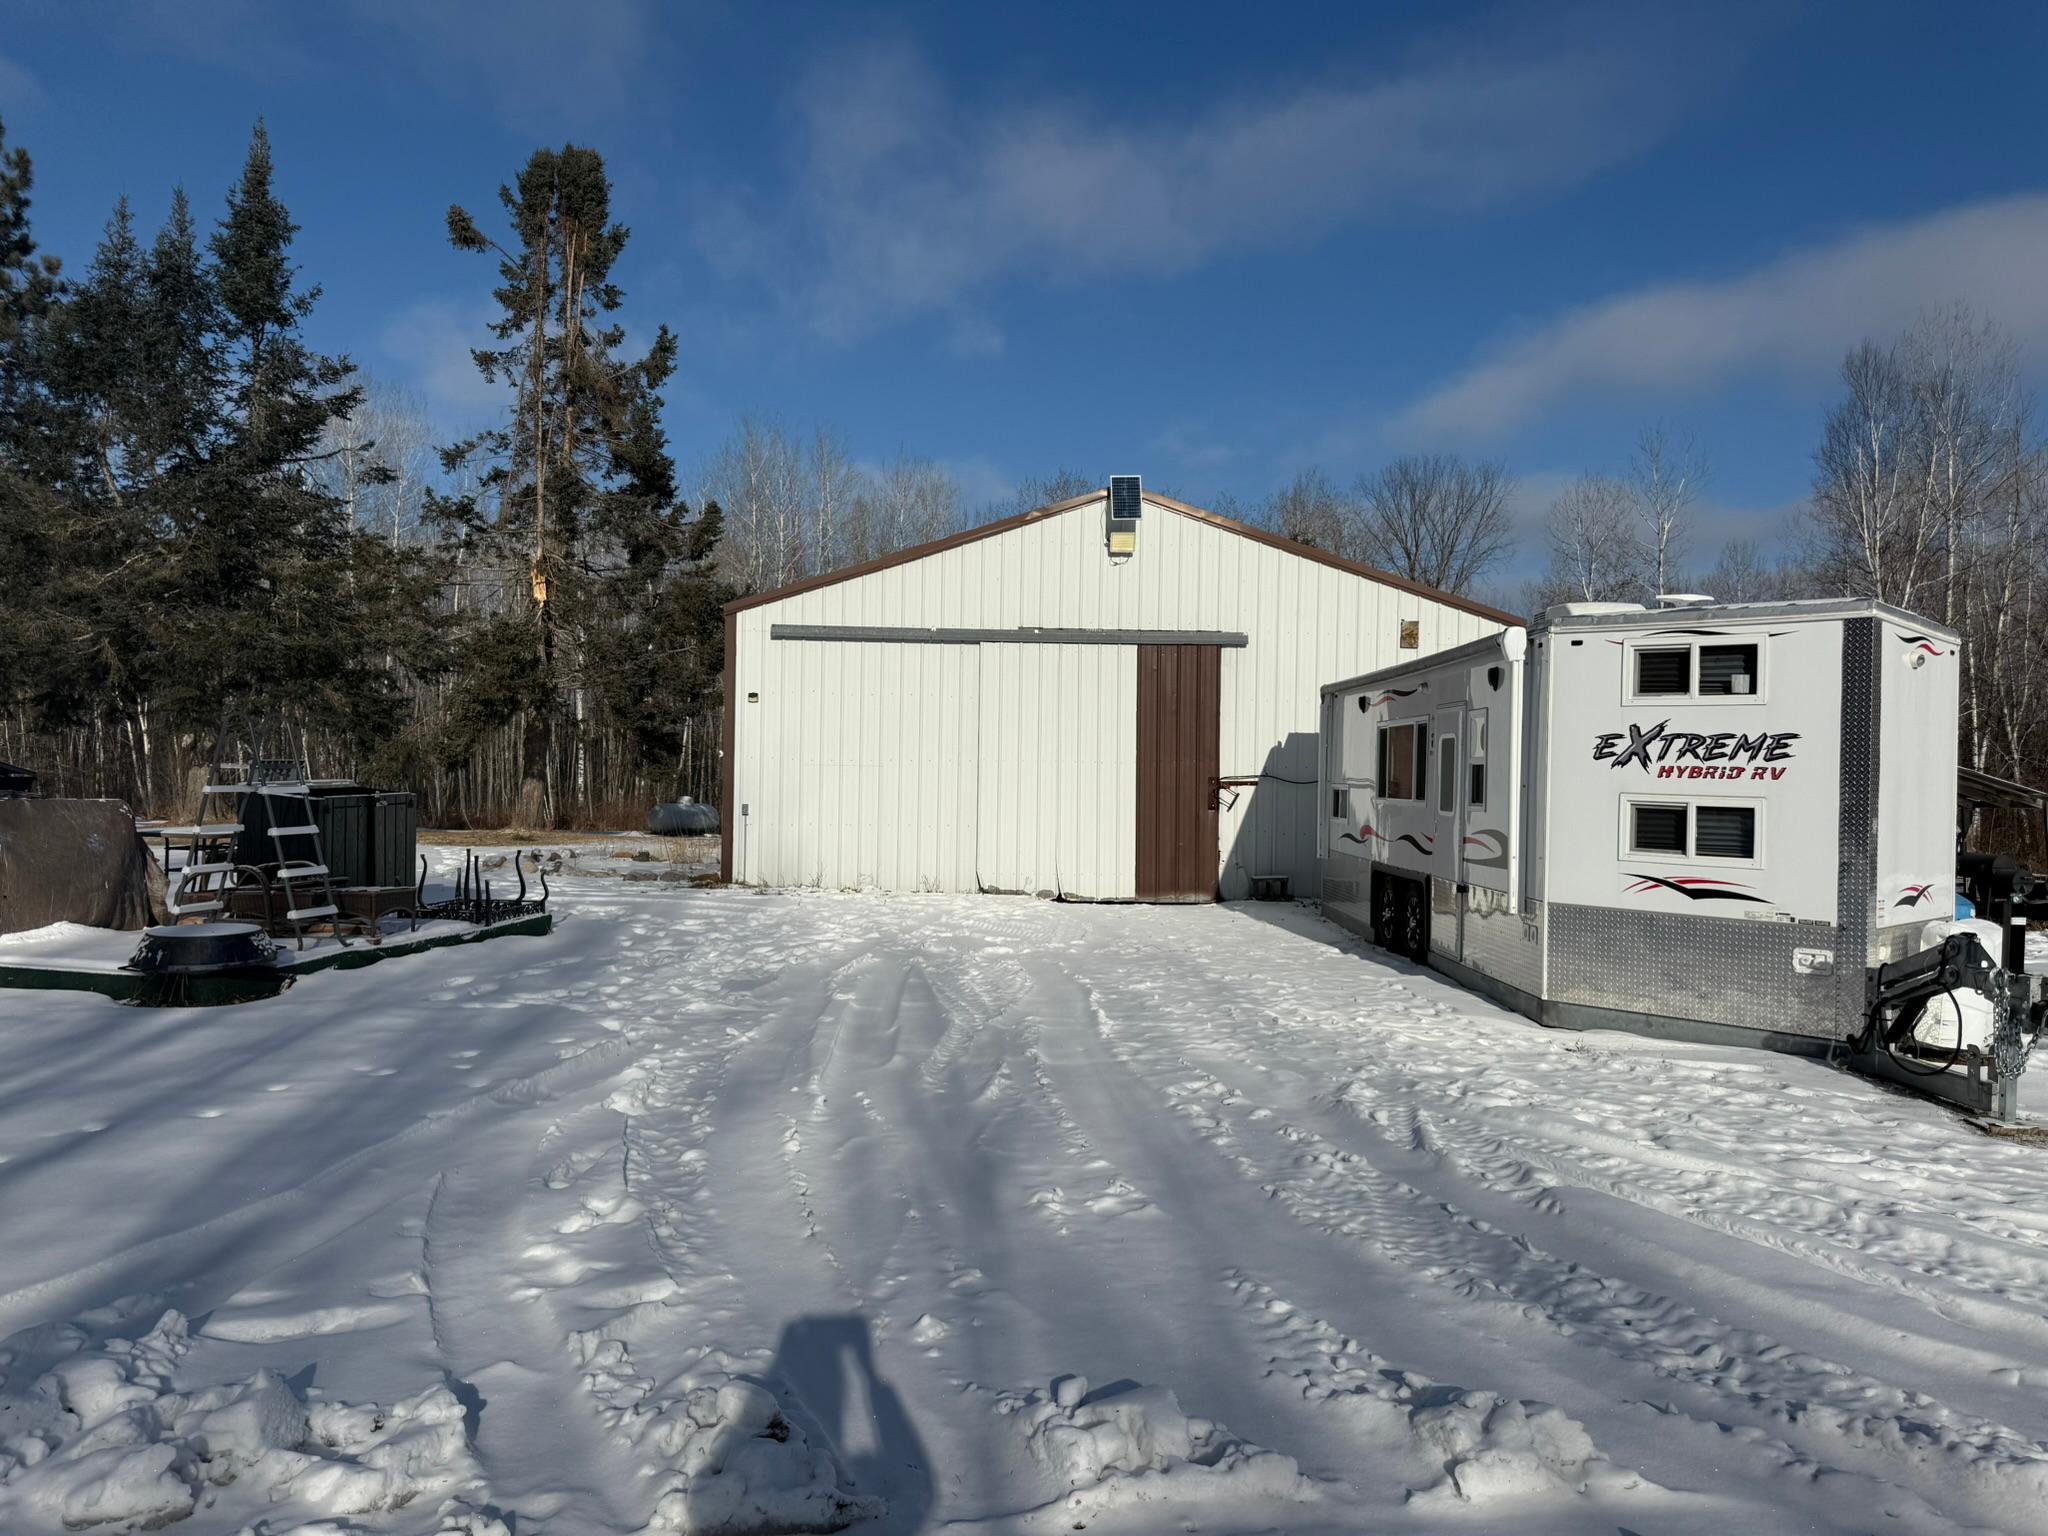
[978,644,1136,898]
[731,497,1500,894]
[736,640,979,891]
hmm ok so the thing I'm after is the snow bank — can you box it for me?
[996,1374,1316,1521]
[0,1310,482,1530]
[639,1370,882,1535]
[0,920,106,947]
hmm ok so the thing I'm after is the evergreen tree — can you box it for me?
[0,114,68,729]
[0,113,60,425]
[161,122,381,725]
[441,144,726,823]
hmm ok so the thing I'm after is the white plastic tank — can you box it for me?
[1909,917,2005,1053]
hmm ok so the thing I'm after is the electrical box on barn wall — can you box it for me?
[1106,474,1142,557]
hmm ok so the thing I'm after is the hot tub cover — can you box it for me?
[0,798,164,935]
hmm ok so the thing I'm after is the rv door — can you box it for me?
[1433,703,1464,883]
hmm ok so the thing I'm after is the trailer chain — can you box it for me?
[1991,977,2042,1082]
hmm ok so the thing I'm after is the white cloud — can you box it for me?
[345,0,663,123]
[0,51,46,112]
[1394,193,2048,443]
[1150,421,1240,474]
[377,298,505,428]
[75,1,667,128]
[945,312,1005,359]
[704,8,1746,342]
[936,456,1016,515]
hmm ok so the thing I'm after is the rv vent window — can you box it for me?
[1635,648,1691,695]
[1378,722,1426,801]
[1630,803,1687,854]
[1695,805,1757,858]
[1467,709,1488,808]
[1698,644,1758,696]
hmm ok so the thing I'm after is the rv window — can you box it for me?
[1695,804,1757,859]
[1630,802,1687,854]
[1634,647,1691,695]
[1467,709,1488,808]
[1698,644,1759,696]
[1437,734,1458,814]
[1379,722,1425,801]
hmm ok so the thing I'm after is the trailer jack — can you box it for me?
[1851,855,2048,1122]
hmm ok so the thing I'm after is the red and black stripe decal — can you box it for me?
[1623,873,1769,904]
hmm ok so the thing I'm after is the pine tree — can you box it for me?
[0,113,60,427]
[165,122,370,722]
[0,115,70,733]
[441,144,725,824]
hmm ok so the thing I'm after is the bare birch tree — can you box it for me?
[1901,305,2020,628]
[1625,428,1703,598]
[1810,343,1929,604]
[1540,474,1637,601]
[705,421,966,592]
[845,455,960,563]
[313,379,435,549]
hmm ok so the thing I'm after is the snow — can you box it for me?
[2,857,2047,1533]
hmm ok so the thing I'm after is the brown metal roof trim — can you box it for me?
[723,488,1519,628]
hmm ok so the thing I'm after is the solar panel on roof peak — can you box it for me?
[1108,475,1143,521]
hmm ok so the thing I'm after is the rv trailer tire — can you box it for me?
[1401,879,1429,962]
[1372,872,1400,952]
[1371,871,1428,962]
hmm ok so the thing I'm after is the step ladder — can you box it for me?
[252,780,348,951]
[165,716,351,950]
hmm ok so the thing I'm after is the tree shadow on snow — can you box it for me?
[768,1314,932,1532]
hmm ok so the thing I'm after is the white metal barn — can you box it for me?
[720,483,1511,901]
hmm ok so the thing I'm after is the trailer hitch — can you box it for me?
[1863,930,2047,1080]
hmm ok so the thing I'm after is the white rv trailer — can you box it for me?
[1317,597,2047,1120]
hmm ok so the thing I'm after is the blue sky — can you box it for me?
[5,1,2047,582]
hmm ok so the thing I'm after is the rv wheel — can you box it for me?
[1402,881,1429,961]
[1373,875,1400,949]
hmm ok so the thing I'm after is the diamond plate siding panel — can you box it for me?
[1548,909,1843,1040]
[1548,905,1846,1039]
[1429,876,1461,957]
[1317,853,1372,927]
[1835,617,1880,1032]
[1461,888,1544,997]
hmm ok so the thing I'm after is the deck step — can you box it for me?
[175,862,236,877]
[257,784,312,797]
[285,905,338,921]
[273,864,329,879]
[168,900,224,915]
[152,824,243,837]
[268,824,318,838]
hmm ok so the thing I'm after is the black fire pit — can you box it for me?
[128,922,279,975]
[122,923,288,1005]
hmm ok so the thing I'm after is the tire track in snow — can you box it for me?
[1067,974,2048,1533]
[1390,1088,2048,1346]
[0,1034,636,1342]
[420,1100,653,1532]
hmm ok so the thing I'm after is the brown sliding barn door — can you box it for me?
[1136,644,1221,901]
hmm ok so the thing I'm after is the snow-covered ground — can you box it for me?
[4,861,2048,1534]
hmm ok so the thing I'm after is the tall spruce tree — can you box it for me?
[441,144,726,824]
[0,115,71,733]
[166,122,374,724]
